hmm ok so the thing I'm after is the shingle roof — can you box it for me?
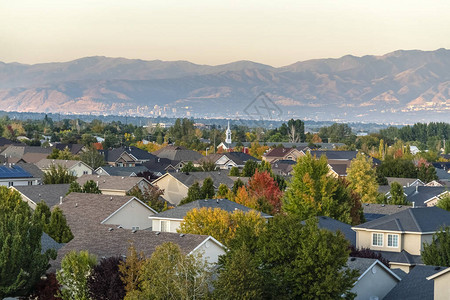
[16,162,44,179]
[386,177,423,187]
[328,162,351,176]
[435,168,450,181]
[271,160,295,176]
[0,165,33,178]
[101,146,156,162]
[20,152,49,164]
[403,186,447,206]
[54,143,84,155]
[0,137,21,147]
[76,174,148,192]
[264,147,302,158]
[167,171,242,189]
[150,198,271,219]
[0,145,52,158]
[41,233,63,254]
[362,203,410,222]
[14,184,70,208]
[374,250,422,265]
[315,216,356,246]
[196,152,259,166]
[354,207,450,233]
[346,257,401,281]
[143,158,177,174]
[309,150,358,160]
[36,159,89,170]
[153,145,203,162]
[95,166,149,177]
[384,265,444,300]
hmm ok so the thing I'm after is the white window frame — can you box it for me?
[160,220,169,232]
[131,226,140,231]
[387,234,399,248]
[372,233,383,247]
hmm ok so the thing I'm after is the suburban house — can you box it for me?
[61,192,157,231]
[387,177,425,187]
[36,159,94,177]
[149,198,271,233]
[0,145,53,160]
[76,174,152,195]
[12,184,70,209]
[54,143,85,155]
[362,203,410,222]
[152,171,248,205]
[13,152,49,164]
[271,160,296,176]
[347,257,401,300]
[143,157,178,177]
[194,152,259,170]
[16,162,44,184]
[427,267,450,300]
[217,142,343,152]
[312,216,356,246]
[95,165,149,177]
[262,147,305,163]
[398,186,449,207]
[327,159,352,178]
[0,165,41,187]
[384,265,447,300]
[352,207,450,272]
[100,146,157,167]
[152,145,203,169]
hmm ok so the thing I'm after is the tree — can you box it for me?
[57,250,97,300]
[422,226,450,267]
[201,177,215,199]
[118,244,146,296]
[46,207,74,243]
[82,180,101,194]
[136,242,211,300]
[437,194,450,211]
[67,181,82,194]
[242,160,258,177]
[178,208,266,246]
[88,257,125,300]
[348,246,389,267]
[35,200,51,226]
[80,145,105,169]
[228,166,240,176]
[417,163,438,183]
[216,183,230,198]
[126,186,165,212]
[29,273,62,300]
[377,156,417,179]
[200,160,217,171]
[180,161,199,173]
[388,182,409,205]
[283,153,363,225]
[231,178,244,194]
[43,164,77,184]
[246,170,283,214]
[180,182,202,205]
[347,152,379,203]
[0,187,53,298]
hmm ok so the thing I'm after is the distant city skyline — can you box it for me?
[1,0,450,66]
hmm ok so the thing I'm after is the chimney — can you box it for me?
[416,185,418,193]
[96,181,99,187]
[59,196,63,205]
[412,201,415,208]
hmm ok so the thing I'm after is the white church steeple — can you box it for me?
[225,120,232,144]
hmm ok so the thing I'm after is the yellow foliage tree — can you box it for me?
[346,152,379,203]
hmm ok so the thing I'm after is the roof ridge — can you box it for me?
[394,218,403,231]
[408,209,423,232]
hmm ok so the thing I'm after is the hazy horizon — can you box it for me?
[2,1,450,67]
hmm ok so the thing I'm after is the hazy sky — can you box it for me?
[1,0,450,66]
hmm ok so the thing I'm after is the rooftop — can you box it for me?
[36,159,89,170]
[76,174,148,192]
[153,145,203,162]
[0,165,33,179]
[95,165,149,177]
[362,203,410,222]
[14,184,70,208]
[315,216,356,246]
[309,150,358,161]
[403,186,447,207]
[264,147,303,158]
[163,171,246,189]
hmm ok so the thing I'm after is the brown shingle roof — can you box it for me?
[20,152,49,164]
[76,174,149,192]
[36,159,84,170]
[264,147,298,158]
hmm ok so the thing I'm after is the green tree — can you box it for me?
[80,145,105,169]
[232,178,244,195]
[46,207,74,243]
[242,160,258,177]
[43,165,77,184]
[216,183,230,198]
[136,242,211,300]
[283,153,363,225]
[82,180,101,194]
[347,152,379,203]
[0,187,53,298]
[35,200,51,226]
[388,182,409,205]
[417,163,438,183]
[180,182,202,205]
[200,160,217,171]
[180,161,199,173]
[228,166,240,176]
[126,186,165,212]
[57,250,97,300]
[201,177,215,199]
[422,226,450,267]
[118,243,146,296]
[67,181,83,194]
[437,194,450,211]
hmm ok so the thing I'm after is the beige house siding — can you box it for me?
[351,263,399,300]
[69,163,93,177]
[356,231,403,253]
[102,199,155,230]
[433,271,450,300]
[153,175,189,206]
[389,263,413,273]
[151,219,182,233]
[262,149,304,163]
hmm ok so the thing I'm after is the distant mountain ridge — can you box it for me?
[0,49,449,122]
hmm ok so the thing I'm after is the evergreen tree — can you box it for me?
[232,178,244,195]
[216,183,230,198]
[417,163,438,183]
[80,145,105,169]
[67,181,82,194]
[82,180,101,194]
[118,243,146,296]
[43,165,77,184]
[388,182,409,205]
[180,182,202,205]
[422,226,450,267]
[57,250,97,300]
[228,166,240,176]
[35,200,51,226]
[242,160,258,177]
[46,207,74,243]
[347,152,379,203]
[201,177,215,199]
[0,187,52,298]
[437,194,450,211]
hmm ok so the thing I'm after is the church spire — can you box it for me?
[225,120,232,144]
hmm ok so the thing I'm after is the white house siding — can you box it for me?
[351,263,398,300]
[69,163,93,177]
[151,219,182,233]
[103,199,155,230]
[192,239,226,264]
[0,179,36,187]
[153,176,189,206]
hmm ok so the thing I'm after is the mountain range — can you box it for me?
[1,49,449,123]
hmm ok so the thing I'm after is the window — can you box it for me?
[388,234,399,247]
[83,171,88,175]
[131,226,140,231]
[161,221,169,232]
[8,182,13,187]
[372,233,383,247]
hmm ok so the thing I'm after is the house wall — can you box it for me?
[0,178,37,187]
[153,175,189,206]
[390,263,412,273]
[434,271,450,300]
[351,264,398,300]
[104,199,155,230]
[192,239,226,264]
[100,189,127,196]
[151,219,182,233]
[356,231,402,253]
[69,163,93,177]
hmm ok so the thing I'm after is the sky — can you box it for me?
[1,0,450,67]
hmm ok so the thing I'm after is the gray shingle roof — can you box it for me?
[384,265,445,300]
[101,146,157,162]
[435,168,450,181]
[76,174,148,192]
[354,207,450,233]
[36,159,88,170]
[41,233,63,254]
[403,186,447,207]
[362,203,411,222]
[95,166,149,177]
[14,184,70,208]
[386,177,423,187]
[153,145,203,162]
[168,171,244,189]
[374,250,422,265]
[16,162,44,179]
[315,216,356,246]
[150,198,271,219]
[309,150,358,160]
[346,257,378,275]
[196,152,259,166]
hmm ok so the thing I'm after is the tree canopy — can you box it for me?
[422,226,450,267]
